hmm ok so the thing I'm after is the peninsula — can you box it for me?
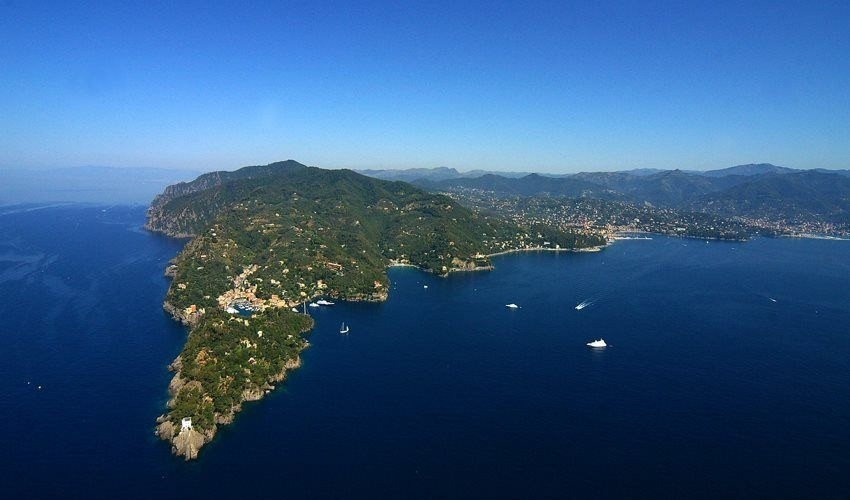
[146,160,604,459]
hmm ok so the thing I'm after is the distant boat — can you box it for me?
[586,339,607,348]
[505,303,519,309]
[317,299,335,306]
[423,285,428,289]
[339,322,349,334]
[309,302,320,308]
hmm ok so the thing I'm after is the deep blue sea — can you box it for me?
[1,205,849,499]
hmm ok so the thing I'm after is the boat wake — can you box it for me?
[575,298,596,310]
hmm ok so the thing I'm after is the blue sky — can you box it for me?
[1,0,848,173]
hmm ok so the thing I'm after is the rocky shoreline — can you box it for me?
[155,353,305,460]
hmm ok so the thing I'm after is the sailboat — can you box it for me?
[339,322,349,334]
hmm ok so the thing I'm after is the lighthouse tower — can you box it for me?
[181,417,192,432]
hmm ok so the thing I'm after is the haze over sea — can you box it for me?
[1,204,849,499]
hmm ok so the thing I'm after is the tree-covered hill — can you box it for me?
[695,171,850,223]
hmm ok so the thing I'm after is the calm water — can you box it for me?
[1,205,849,499]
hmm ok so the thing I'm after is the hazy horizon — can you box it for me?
[3,160,848,177]
[2,1,849,173]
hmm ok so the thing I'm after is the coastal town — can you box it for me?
[440,187,850,241]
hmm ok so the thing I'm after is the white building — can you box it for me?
[181,417,192,431]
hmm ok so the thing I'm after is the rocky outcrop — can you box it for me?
[345,290,389,302]
[449,257,494,273]
[163,301,201,327]
[155,418,175,441]
[164,264,178,277]
[172,428,207,461]
[241,386,264,402]
[167,369,185,395]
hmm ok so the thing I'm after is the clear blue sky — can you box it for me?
[1,0,848,173]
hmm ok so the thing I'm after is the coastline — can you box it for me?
[780,233,850,241]
[155,350,307,460]
[486,243,608,258]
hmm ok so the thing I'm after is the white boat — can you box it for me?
[505,303,519,309]
[316,299,335,306]
[339,322,349,334]
[308,302,320,308]
[291,307,298,312]
[423,285,428,289]
[586,339,607,348]
[225,306,238,314]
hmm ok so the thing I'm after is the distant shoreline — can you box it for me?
[781,234,850,241]
[486,244,606,257]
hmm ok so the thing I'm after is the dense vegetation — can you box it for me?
[168,309,312,431]
[694,171,850,224]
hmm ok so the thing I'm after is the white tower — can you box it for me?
[181,417,192,432]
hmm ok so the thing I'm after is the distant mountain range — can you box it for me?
[356,167,540,182]
[387,164,850,223]
[360,163,849,183]
[694,171,850,222]
[691,163,798,177]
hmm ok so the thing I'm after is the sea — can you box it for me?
[1,204,849,499]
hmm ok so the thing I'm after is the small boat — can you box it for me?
[316,299,335,306]
[586,339,607,348]
[505,303,519,309]
[291,307,298,312]
[308,302,320,308]
[225,306,238,314]
[339,322,349,334]
[423,285,428,289]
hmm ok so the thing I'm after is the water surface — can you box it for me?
[1,206,848,498]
